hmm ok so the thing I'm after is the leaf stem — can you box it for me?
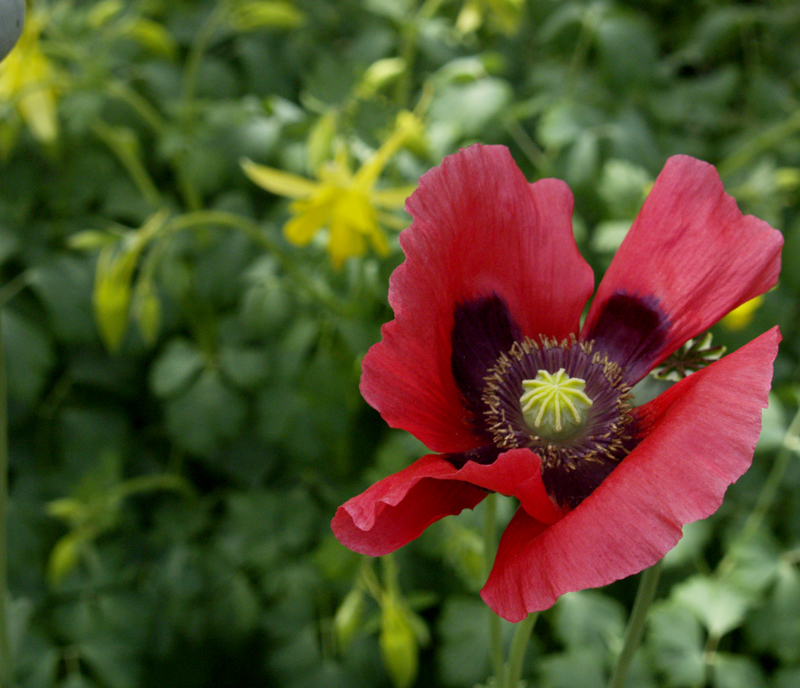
[608,560,663,688]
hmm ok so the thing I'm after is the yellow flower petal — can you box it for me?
[371,185,416,209]
[283,192,334,246]
[328,219,367,269]
[240,158,319,199]
[722,295,764,331]
[332,189,375,232]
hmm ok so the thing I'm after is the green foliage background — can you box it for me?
[2,0,800,686]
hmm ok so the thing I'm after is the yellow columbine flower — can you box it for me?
[0,10,58,146]
[242,111,421,268]
[722,295,765,331]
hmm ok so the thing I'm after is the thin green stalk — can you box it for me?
[177,0,230,211]
[505,613,538,688]
[0,313,11,688]
[483,493,504,685]
[182,1,228,109]
[608,560,663,688]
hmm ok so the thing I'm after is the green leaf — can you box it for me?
[756,392,787,451]
[591,221,632,255]
[227,0,305,32]
[441,522,485,591]
[595,14,657,89]
[29,256,96,344]
[673,575,751,639]
[218,344,269,389]
[648,602,705,688]
[164,368,248,456]
[565,131,600,186]
[774,668,800,688]
[597,159,652,218]
[0,226,20,266]
[123,18,179,60]
[1,307,56,410]
[150,338,205,398]
[437,597,495,687]
[538,649,606,688]
[429,78,513,139]
[710,653,766,688]
[553,590,625,654]
[48,527,95,586]
[538,101,604,150]
[746,561,800,663]
[662,520,712,569]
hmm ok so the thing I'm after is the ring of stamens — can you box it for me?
[481,336,635,472]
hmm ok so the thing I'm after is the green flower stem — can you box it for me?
[483,496,539,688]
[182,0,228,109]
[177,0,231,211]
[505,612,538,688]
[717,402,800,579]
[483,493,505,685]
[0,314,11,688]
[608,560,663,688]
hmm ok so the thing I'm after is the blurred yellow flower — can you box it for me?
[0,10,58,146]
[242,111,421,268]
[722,295,764,331]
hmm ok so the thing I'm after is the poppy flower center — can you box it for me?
[481,337,637,508]
[520,369,593,441]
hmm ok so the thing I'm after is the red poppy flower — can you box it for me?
[332,145,782,622]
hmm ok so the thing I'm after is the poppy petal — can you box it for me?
[361,144,594,453]
[453,448,565,525]
[331,454,487,556]
[481,327,779,621]
[582,155,782,382]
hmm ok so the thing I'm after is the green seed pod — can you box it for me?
[333,588,366,651]
[379,597,419,688]
[0,0,25,61]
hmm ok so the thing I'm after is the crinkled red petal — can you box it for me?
[582,155,782,381]
[481,327,779,621]
[456,449,565,525]
[331,447,564,557]
[331,454,487,556]
[361,144,594,453]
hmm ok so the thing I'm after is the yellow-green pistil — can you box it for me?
[520,368,593,441]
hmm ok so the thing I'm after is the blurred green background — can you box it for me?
[1,0,800,686]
